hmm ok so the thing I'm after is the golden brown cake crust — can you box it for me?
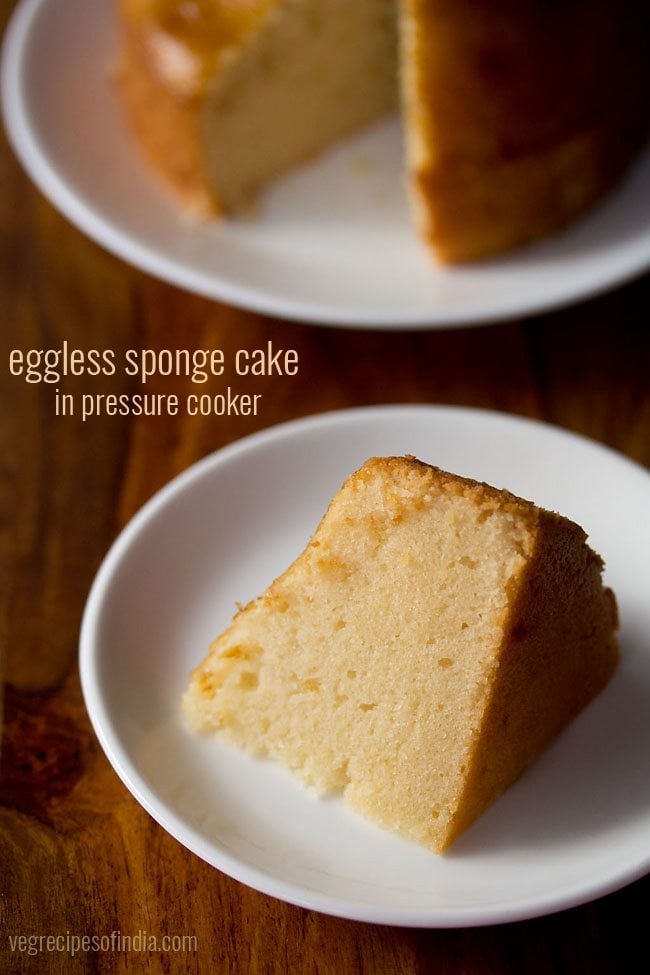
[357,456,573,529]
[447,511,619,846]
[119,24,213,213]
[404,0,649,261]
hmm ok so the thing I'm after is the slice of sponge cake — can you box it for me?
[182,457,618,852]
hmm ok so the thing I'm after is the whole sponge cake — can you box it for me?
[119,0,648,261]
[182,457,619,852]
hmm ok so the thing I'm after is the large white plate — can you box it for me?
[3,0,650,328]
[79,405,650,926]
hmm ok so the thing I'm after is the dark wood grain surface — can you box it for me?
[1,1,649,970]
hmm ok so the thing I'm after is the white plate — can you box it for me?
[3,0,650,328]
[79,405,650,926]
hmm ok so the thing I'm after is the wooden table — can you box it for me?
[1,1,648,967]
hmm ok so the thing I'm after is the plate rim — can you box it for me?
[3,0,650,329]
[79,404,650,927]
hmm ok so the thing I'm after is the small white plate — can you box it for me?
[3,0,650,328]
[80,405,650,926]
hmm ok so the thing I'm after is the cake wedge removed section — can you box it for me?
[183,457,618,852]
